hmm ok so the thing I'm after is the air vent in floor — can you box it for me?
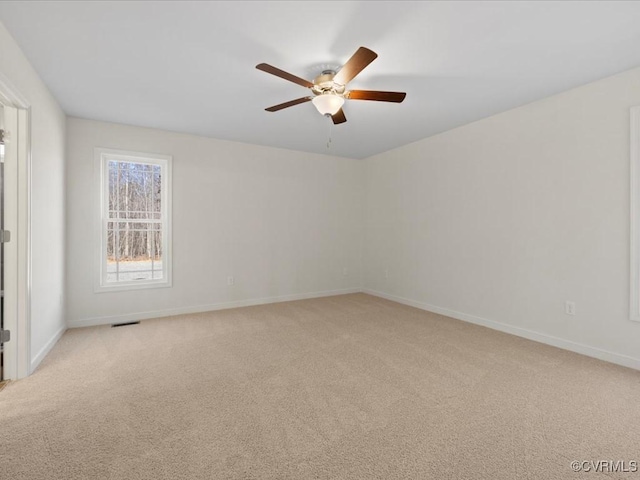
[111,321,140,328]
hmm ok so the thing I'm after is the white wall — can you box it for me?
[364,67,640,369]
[0,21,66,372]
[66,118,363,327]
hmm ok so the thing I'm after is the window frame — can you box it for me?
[630,107,640,321]
[94,147,172,293]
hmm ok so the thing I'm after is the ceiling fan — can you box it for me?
[256,47,406,125]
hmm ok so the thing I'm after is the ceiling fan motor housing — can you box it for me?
[312,70,345,96]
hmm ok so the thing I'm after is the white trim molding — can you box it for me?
[630,106,640,322]
[0,72,30,109]
[30,326,66,373]
[364,289,640,371]
[67,288,361,328]
[17,106,32,378]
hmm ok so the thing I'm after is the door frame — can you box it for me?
[0,72,31,380]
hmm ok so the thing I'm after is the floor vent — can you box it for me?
[111,321,141,328]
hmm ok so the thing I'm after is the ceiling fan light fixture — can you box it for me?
[312,93,344,116]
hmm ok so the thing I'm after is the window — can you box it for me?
[95,148,172,292]
[631,107,640,321]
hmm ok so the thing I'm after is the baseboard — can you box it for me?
[67,288,362,329]
[364,288,640,371]
[30,325,67,373]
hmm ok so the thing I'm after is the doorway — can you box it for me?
[0,104,17,383]
[0,76,31,381]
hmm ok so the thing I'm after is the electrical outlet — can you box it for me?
[384,269,389,279]
[565,301,576,316]
[343,268,348,276]
[227,276,234,286]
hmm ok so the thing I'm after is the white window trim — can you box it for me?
[94,147,172,293]
[630,107,640,321]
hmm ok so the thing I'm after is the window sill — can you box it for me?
[94,279,172,294]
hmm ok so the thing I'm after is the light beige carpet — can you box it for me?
[1,293,639,479]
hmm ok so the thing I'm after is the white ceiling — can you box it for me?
[1,1,640,159]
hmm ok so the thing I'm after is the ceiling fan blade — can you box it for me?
[256,63,313,88]
[346,90,406,103]
[332,109,347,125]
[333,47,378,86]
[265,96,313,112]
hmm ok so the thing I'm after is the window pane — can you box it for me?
[106,228,162,255]
[108,161,118,212]
[154,166,162,212]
